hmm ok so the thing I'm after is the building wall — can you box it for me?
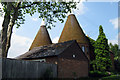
[58,42,88,78]
[45,42,89,78]
[44,57,88,78]
[25,42,89,78]
[59,41,88,61]
[46,57,58,65]
[58,58,88,78]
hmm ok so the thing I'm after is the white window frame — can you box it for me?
[82,46,85,52]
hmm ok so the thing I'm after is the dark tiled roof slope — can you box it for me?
[17,40,76,59]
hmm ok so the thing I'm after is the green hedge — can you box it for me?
[89,71,110,77]
[102,75,120,80]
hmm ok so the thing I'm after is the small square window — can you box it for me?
[73,55,75,58]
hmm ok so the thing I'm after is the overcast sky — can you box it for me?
[0,0,119,58]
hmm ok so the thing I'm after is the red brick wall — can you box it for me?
[31,56,88,78]
[44,42,89,78]
[58,58,88,78]
[46,57,58,64]
[59,42,88,61]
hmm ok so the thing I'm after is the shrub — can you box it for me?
[89,70,110,77]
[114,60,120,73]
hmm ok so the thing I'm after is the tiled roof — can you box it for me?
[17,40,76,59]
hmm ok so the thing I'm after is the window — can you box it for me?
[82,46,85,52]
[73,55,76,58]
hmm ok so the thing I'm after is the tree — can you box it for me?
[87,36,95,49]
[109,43,120,61]
[109,43,120,72]
[0,1,77,58]
[86,36,96,61]
[94,25,111,71]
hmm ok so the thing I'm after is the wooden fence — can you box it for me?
[0,58,57,79]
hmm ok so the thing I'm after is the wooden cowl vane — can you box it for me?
[58,14,89,45]
[29,19,52,50]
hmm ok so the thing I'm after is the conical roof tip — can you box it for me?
[67,10,74,16]
[29,25,52,50]
[41,18,46,26]
[58,14,89,44]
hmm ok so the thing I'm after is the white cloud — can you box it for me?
[31,17,38,21]
[108,39,118,45]
[7,33,32,58]
[108,34,118,45]
[109,17,120,29]
[52,37,59,43]
[67,0,87,16]
[75,2,87,15]
[73,2,87,16]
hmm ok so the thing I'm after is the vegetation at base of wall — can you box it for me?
[102,75,120,80]
[89,70,110,77]
[109,43,120,73]
[114,60,120,73]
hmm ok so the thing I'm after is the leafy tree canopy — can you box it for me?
[87,36,95,48]
[109,43,120,61]
[0,2,77,29]
[0,1,78,57]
